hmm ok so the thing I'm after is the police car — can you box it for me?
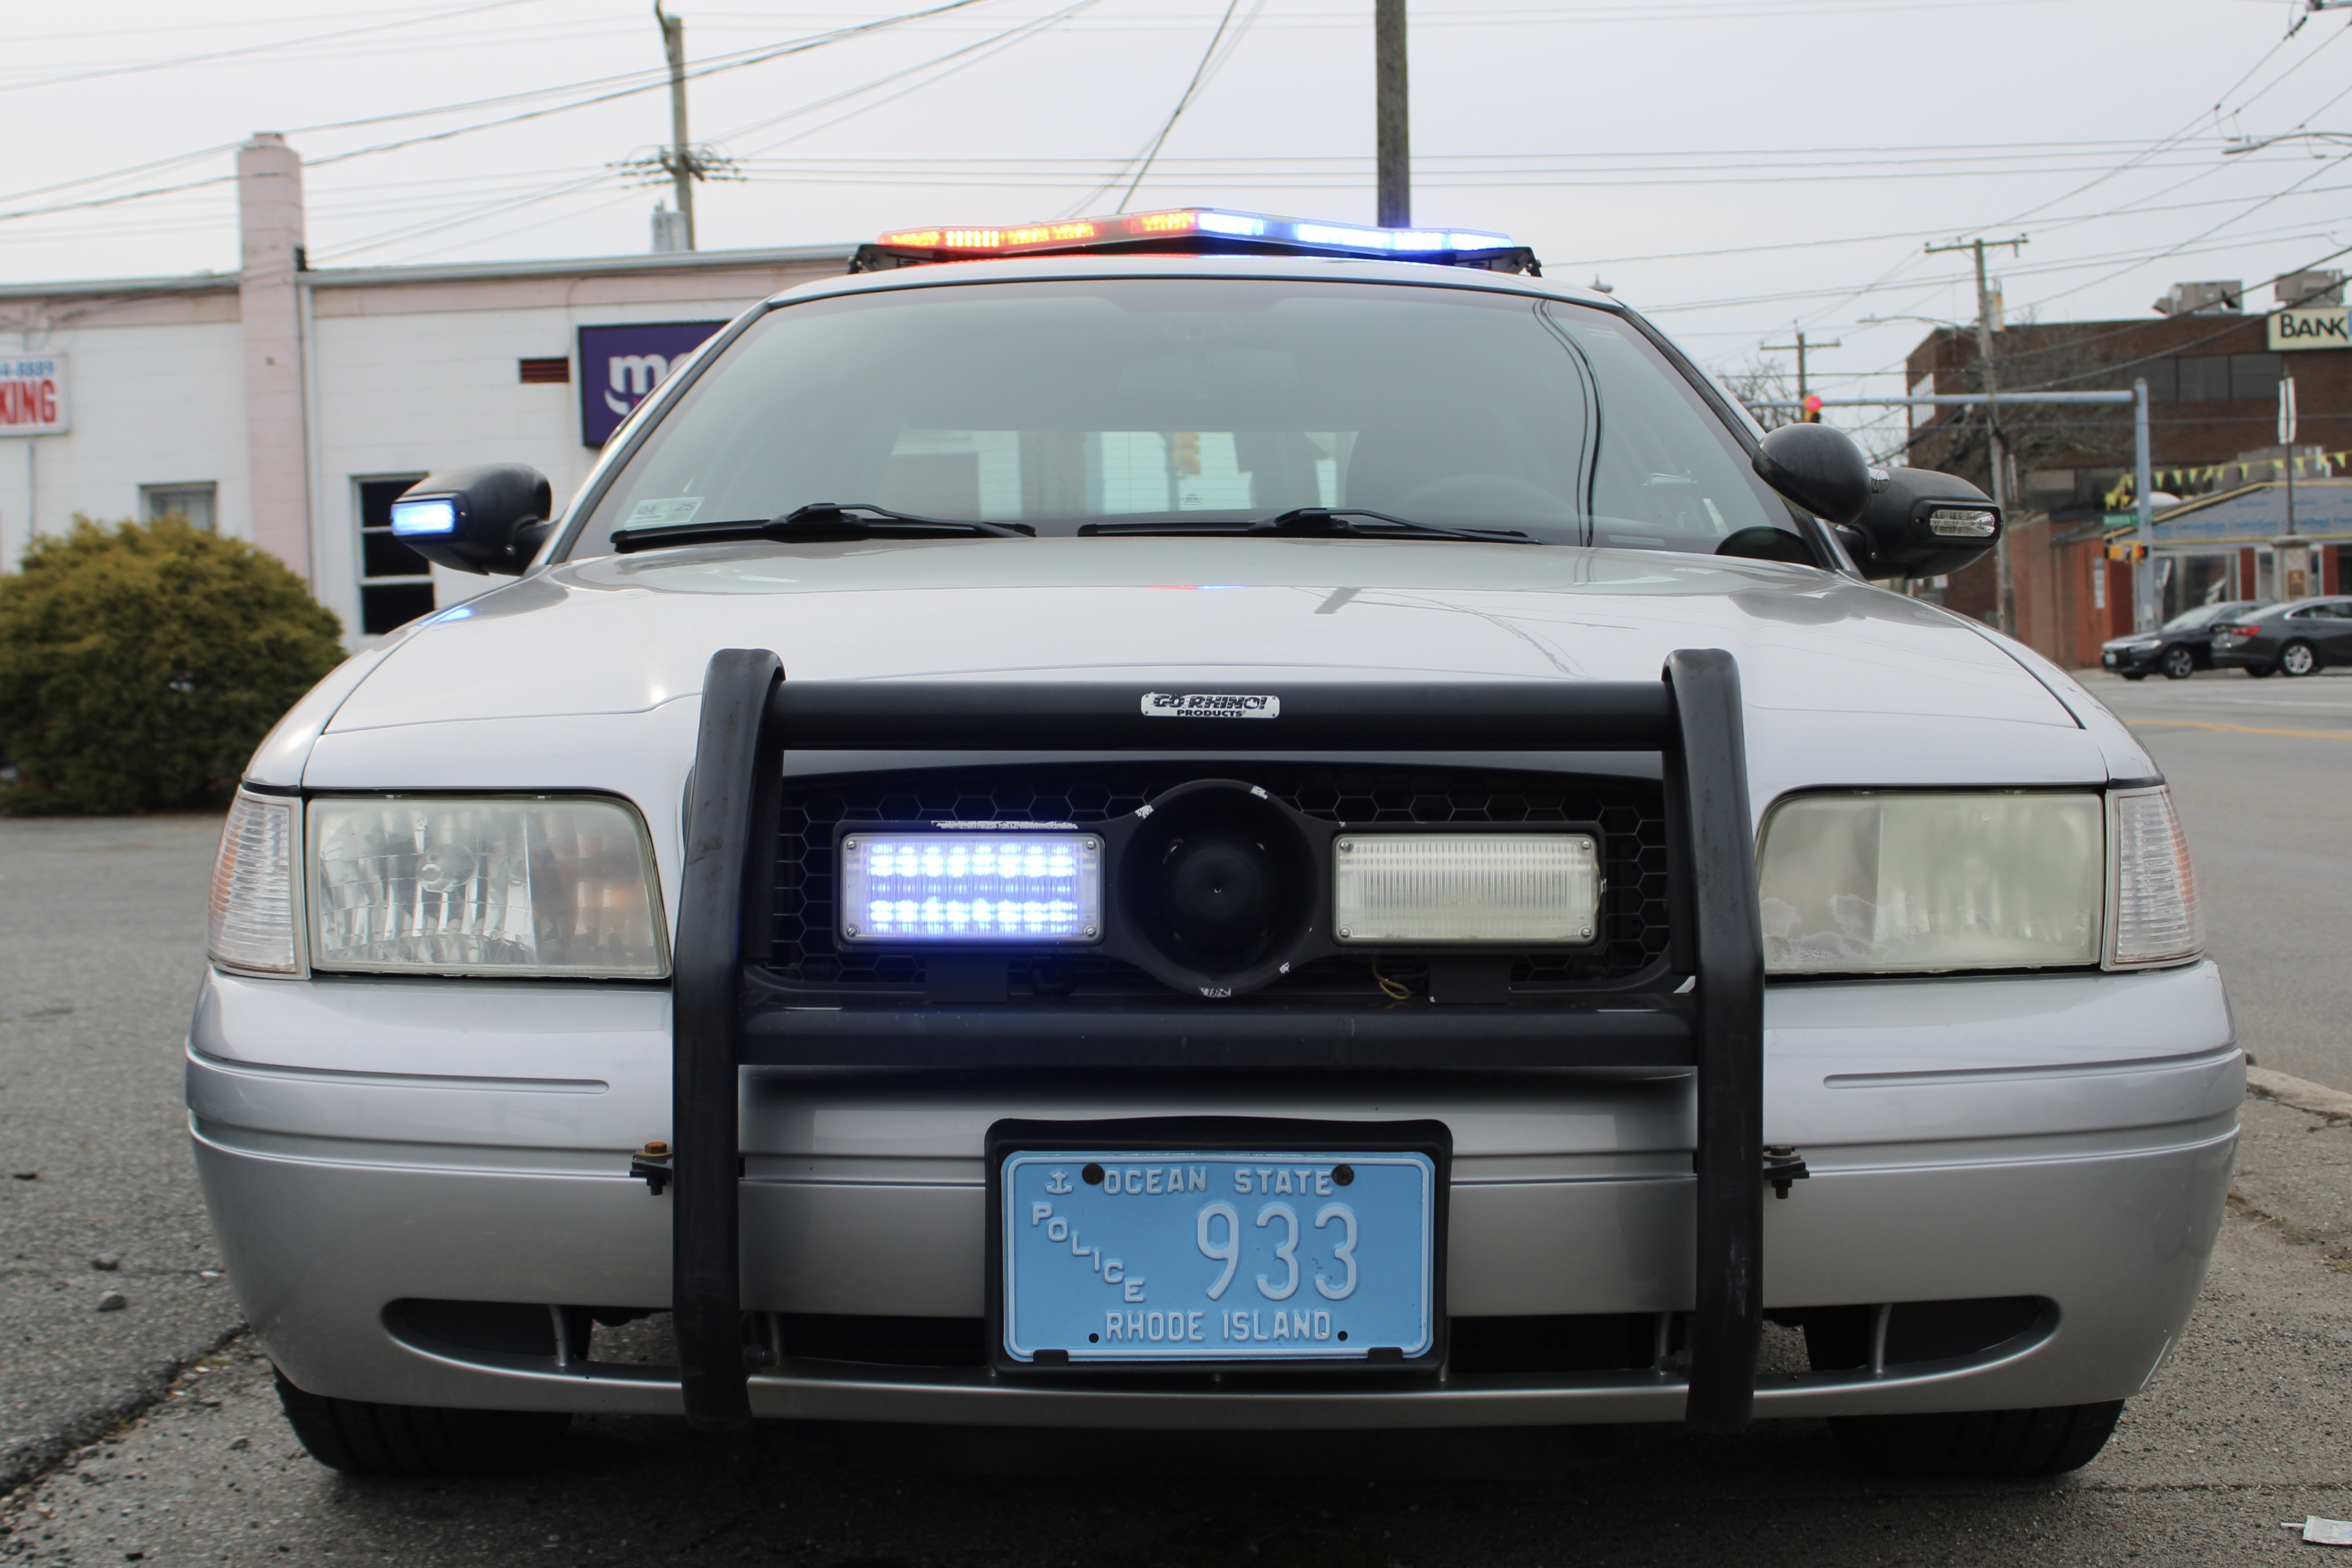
[197,209,2234,1481]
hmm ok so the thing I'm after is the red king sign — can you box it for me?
[0,356,68,435]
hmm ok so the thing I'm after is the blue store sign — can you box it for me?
[577,321,727,446]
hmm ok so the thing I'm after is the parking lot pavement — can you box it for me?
[2082,668,2352,1092]
[0,819,241,1490]
[0,1199,2346,1568]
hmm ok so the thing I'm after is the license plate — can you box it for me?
[1000,1149,1436,1365]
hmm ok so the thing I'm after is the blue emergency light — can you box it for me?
[389,497,459,537]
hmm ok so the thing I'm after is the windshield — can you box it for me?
[566,278,1801,559]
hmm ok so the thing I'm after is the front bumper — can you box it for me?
[2100,643,2163,673]
[189,958,2240,1427]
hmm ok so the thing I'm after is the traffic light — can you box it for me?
[1801,394,1824,423]
[2104,541,2147,562]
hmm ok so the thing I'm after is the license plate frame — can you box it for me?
[984,1116,1451,1377]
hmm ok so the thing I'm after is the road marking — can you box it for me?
[2133,718,2352,739]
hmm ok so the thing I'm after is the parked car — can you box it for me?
[2101,600,2272,680]
[196,208,2232,1488]
[2208,596,2352,676]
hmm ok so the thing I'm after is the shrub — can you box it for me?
[0,516,345,814]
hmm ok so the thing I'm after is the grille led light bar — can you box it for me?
[875,208,1516,260]
[1333,834,1600,945]
[841,832,1104,944]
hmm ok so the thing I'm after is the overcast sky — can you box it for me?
[7,0,2347,445]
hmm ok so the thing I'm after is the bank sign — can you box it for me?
[577,321,726,446]
[0,355,67,435]
[2269,306,2351,351]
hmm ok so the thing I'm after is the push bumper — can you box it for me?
[188,958,2239,1427]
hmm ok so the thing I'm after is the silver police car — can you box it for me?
[197,209,2233,1482]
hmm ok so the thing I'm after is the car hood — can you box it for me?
[318,538,2132,797]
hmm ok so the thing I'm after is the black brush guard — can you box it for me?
[671,652,1765,1431]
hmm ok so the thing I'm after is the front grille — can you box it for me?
[768,764,1671,1000]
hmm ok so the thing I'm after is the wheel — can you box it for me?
[2120,672,2147,681]
[274,1368,570,1477]
[2162,645,2196,680]
[2280,640,2318,677]
[2247,663,2277,678]
[1826,1400,2123,1478]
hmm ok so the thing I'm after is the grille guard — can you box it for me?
[671,657,1765,1433]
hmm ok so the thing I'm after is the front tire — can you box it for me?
[2247,663,2277,678]
[1827,1400,2123,1478]
[2162,645,2196,680]
[2120,672,2148,681]
[2281,640,2318,677]
[274,1369,571,1477]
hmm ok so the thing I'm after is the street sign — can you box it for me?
[0,355,67,435]
[2268,306,2350,351]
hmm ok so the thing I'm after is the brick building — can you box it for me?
[1903,277,2352,665]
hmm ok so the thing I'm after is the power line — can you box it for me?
[721,0,1096,152]
[0,0,551,97]
[1114,0,1254,212]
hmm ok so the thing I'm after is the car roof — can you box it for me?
[756,251,1624,314]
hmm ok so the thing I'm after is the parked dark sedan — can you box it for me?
[2102,599,2273,680]
[2208,596,2352,677]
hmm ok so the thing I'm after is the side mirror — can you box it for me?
[1841,466,2001,580]
[391,464,554,577]
[1751,424,1873,527]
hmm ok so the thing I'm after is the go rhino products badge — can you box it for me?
[1141,693,1280,719]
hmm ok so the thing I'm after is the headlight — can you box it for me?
[209,791,302,975]
[1759,792,2104,974]
[310,796,668,978]
[2107,787,2203,967]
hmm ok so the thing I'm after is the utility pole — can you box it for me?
[1762,326,1840,416]
[1926,235,2027,634]
[1375,0,1409,228]
[657,3,698,250]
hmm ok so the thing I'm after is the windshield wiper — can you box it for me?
[612,501,1032,553]
[1079,507,1536,544]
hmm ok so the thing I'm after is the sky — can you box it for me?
[6,0,2349,453]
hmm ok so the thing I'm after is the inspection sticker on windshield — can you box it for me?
[1141,693,1280,719]
[624,497,702,526]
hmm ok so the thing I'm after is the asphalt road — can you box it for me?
[0,819,239,1492]
[0,674,2346,1567]
[2085,665,2352,1091]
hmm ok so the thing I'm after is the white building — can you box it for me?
[0,134,850,639]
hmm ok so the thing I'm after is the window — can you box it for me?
[2176,356,2231,402]
[2230,353,2283,401]
[355,477,435,635]
[2172,352,2282,403]
[141,482,216,532]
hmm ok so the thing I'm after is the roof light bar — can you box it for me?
[856,208,1538,276]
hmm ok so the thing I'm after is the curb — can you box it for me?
[2248,1067,2352,1121]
